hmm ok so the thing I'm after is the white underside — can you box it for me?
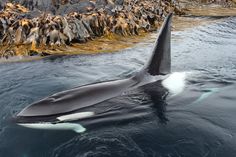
[18,122,86,133]
[57,111,95,121]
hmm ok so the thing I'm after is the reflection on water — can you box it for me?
[0,17,236,157]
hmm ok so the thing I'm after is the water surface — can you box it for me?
[0,17,236,157]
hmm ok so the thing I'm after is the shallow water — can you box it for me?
[0,17,236,157]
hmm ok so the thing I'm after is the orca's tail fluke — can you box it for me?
[145,13,172,76]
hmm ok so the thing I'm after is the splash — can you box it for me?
[162,72,187,96]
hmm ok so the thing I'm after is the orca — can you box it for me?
[16,13,173,122]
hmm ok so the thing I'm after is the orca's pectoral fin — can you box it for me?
[146,13,172,76]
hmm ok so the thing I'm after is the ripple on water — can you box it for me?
[51,131,146,157]
[0,17,236,157]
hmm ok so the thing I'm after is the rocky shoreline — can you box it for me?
[0,0,235,59]
[0,0,184,59]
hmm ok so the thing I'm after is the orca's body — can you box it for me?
[16,13,173,122]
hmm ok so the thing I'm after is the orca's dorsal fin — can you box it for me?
[146,13,172,76]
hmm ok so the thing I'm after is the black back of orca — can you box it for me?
[16,13,173,119]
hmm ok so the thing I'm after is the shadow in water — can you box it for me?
[141,81,169,124]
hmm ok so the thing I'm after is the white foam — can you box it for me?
[162,72,187,96]
[57,112,95,122]
[18,122,86,133]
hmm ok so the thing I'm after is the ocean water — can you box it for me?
[0,17,236,157]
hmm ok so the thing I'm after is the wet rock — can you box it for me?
[40,51,51,56]
[28,50,39,56]
[70,18,90,42]
[1,49,16,59]
[0,1,185,58]
[57,1,95,14]
[23,10,42,19]
[0,4,3,11]
[115,0,124,5]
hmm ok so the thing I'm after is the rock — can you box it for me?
[57,1,95,14]
[0,1,185,58]
[115,0,124,5]
[28,50,39,56]
[40,51,51,56]
[1,49,16,59]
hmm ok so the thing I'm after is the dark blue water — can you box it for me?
[0,17,236,157]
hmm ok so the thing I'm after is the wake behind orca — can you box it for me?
[15,13,173,130]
